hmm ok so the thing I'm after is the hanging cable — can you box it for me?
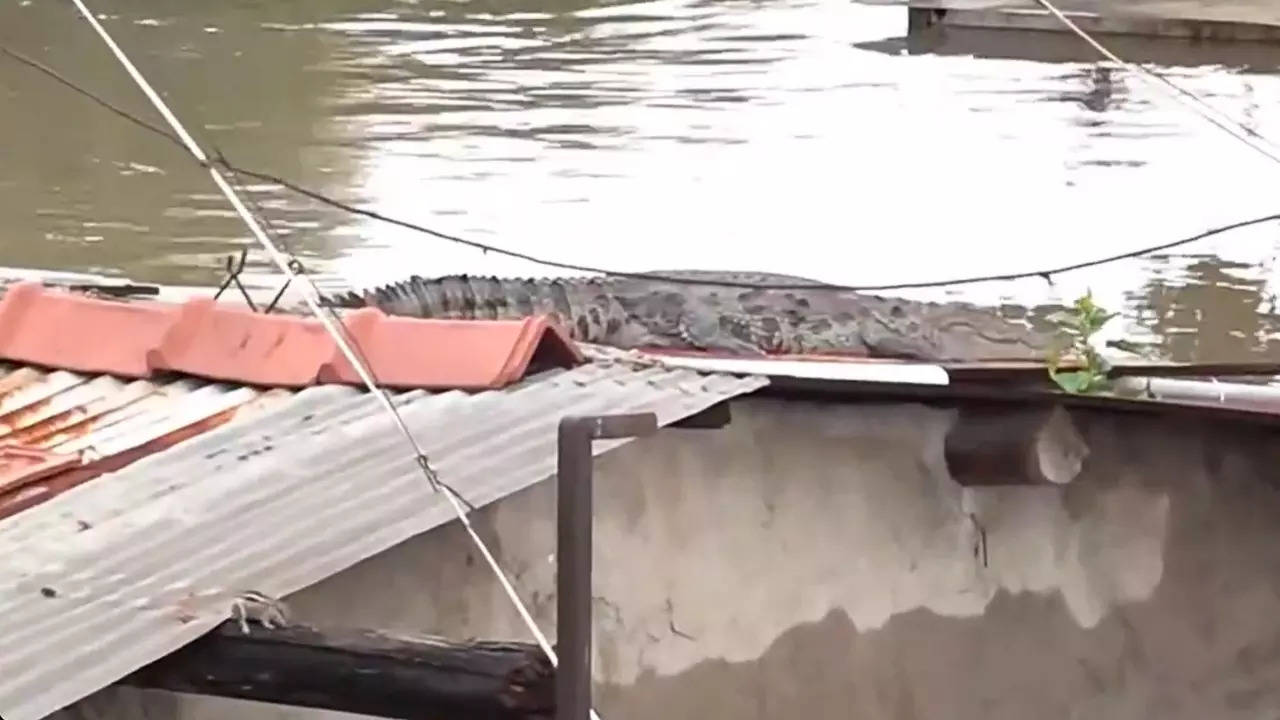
[2,40,1278,293]
[63,0,444,493]
[218,154,481,509]
[223,163,1280,291]
[62,3,584,714]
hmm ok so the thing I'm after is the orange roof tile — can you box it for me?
[0,282,179,377]
[0,283,583,390]
[149,298,354,387]
[319,314,584,389]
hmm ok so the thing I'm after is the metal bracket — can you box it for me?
[556,413,658,720]
[212,248,258,312]
[263,272,295,315]
[212,248,294,314]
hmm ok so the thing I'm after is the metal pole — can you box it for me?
[556,413,658,720]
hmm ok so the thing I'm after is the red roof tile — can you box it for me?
[0,283,583,390]
[149,298,350,387]
[0,282,179,377]
[319,314,584,389]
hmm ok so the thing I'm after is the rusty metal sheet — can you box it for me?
[0,445,79,495]
[4,379,159,447]
[65,384,263,460]
[0,364,287,522]
[0,369,89,425]
[0,375,139,441]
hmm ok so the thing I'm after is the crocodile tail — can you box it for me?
[325,275,627,343]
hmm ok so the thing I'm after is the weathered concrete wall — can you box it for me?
[62,397,1280,719]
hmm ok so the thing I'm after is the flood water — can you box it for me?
[4,0,1280,362]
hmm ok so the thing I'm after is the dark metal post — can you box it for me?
[556,413,658,720]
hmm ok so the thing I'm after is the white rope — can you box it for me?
[1030,0,1280,166]
[63,0,442,490]
[67,2,595,715]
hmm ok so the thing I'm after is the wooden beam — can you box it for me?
[120,621,553,720]
[944,404,1089,486]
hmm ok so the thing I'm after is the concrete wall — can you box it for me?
[62,397,1280,719]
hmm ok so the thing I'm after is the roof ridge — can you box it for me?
[0,283,583,391]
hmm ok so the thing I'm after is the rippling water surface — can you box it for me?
[4,0,1280,361]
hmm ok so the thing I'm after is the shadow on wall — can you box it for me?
[568,400,1178,691]
[598,410,1280,720]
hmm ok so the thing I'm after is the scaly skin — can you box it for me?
[324,271,1053,361]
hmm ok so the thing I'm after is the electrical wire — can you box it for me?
[218,154,481,511]
[0,44,187,153]
[62,2,576,712]
[2,40,1278,293]
[226,163,1280,291]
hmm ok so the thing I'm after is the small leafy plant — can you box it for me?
[1047,291,1116,395]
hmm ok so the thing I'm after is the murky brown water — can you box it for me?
[4,0,1280,362]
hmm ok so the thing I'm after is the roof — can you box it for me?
[0,282,590,523]
[0,364,293,521]
[0,281,582,388]
[0,358,766,720]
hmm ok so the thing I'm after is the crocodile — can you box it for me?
[323,271,1055,362]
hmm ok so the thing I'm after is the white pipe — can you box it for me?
[1115,376,1280,412]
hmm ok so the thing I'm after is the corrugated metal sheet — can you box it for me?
[0,364,291,519]
[0,360,766,720]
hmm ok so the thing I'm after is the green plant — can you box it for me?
[1046,291,1116,394]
